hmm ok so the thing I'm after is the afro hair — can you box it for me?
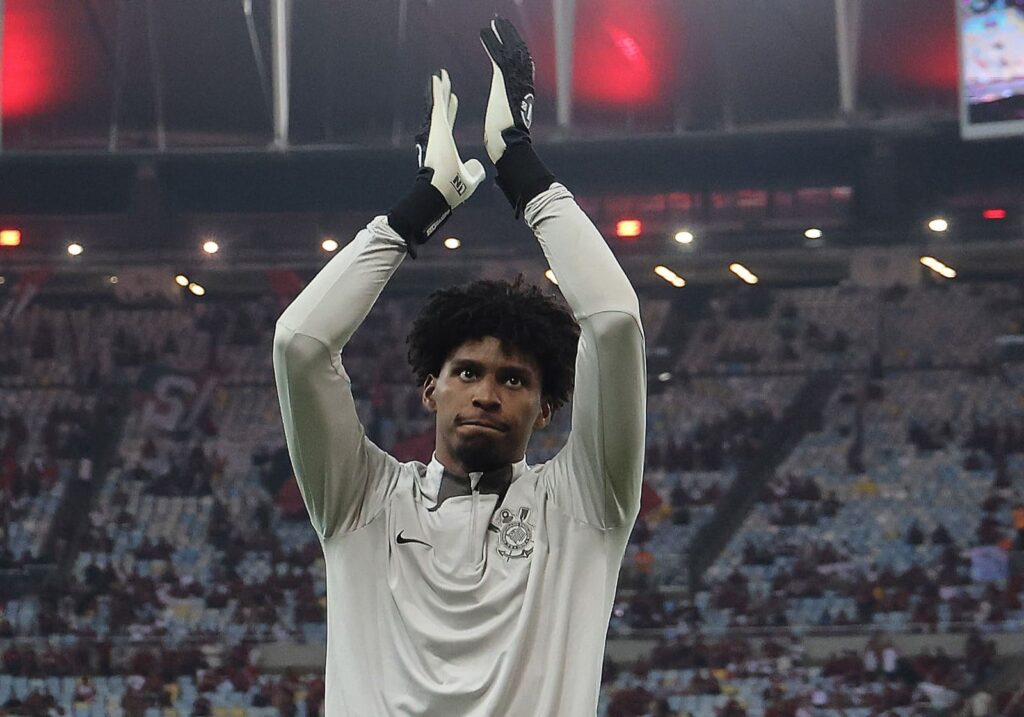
[407,277,580,410]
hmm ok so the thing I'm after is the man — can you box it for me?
[273,18,646,715]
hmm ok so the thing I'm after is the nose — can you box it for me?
[471,376,501,410]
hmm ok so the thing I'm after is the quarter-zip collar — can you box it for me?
[421,454,527,510]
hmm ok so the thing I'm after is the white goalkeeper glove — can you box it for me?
[388,69,485,256]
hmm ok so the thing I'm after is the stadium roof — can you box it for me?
[1,1,1022,273]
[1,0,962,151]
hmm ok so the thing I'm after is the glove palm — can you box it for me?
[417,69,486,211]
[388,69,484,255]
[480,17,536,165]
[479,17,555,217]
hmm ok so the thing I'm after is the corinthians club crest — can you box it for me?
[493,506,534,560]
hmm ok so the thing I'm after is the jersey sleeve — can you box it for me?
[528,184,647,530]
[272,216,407,540]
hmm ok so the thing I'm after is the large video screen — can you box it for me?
[958,0,1024,139]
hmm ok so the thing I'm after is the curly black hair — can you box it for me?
[407,277,580,410]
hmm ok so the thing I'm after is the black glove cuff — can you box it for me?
[386,172,452,259]
[494,139,556,219]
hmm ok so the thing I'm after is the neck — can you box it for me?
[433,446,519,478]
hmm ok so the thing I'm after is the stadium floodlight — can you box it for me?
[674,231,694,244]
[443,237,462,250]
[927,218,949,233]
[920,256,957,279]
[0,229,21,247]
[202,240,220,254]
[188,282,207,296]
[67,243,84,256]
[321,238,340,252]
[544,269,558,285]
[657,372,672,382]
[109,276,119,284]
[175,274,189,287]
[804,228,823,240]
[729,263,759,284]
[616,219,642,238]
[653,265,686,288]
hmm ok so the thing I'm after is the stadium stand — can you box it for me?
[0,279,1023,715]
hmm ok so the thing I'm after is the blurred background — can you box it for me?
[0,0,1023,715]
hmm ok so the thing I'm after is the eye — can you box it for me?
[458,368,476,380]
[505,376,522,387]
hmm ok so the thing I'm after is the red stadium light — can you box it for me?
[982,209,1007,220]
[0,229,22,247]
[615,219,642,238]
[1,3,77,119]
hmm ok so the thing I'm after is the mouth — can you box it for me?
[457,419,508,432]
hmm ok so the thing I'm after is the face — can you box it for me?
[422,336,551,476]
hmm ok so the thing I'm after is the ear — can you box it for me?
[421,375,438,413]
[533,398,553,430]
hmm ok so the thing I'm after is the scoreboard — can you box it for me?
[958,0,1024,139]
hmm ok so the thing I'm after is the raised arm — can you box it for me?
[527,186,646,529]
[273,70,485,539]
[480,18,646,529]
[274,221,407,539]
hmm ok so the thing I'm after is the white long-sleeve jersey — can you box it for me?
[273,183,646,716]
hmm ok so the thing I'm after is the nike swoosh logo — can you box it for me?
[396,531,432,548]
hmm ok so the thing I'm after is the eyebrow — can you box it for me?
[449,358,535,378]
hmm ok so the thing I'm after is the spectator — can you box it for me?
[73,676,96,705]
[906,520,925,546]
[932,523,953,545]
[1013,503,1024,551]
[965,689,994,716]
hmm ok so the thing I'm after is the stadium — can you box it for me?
[1,0,1023,715]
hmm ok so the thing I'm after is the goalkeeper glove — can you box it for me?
[388,69,485,257]
[480,16,555,218]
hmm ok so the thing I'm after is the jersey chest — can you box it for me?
[382,472,544,592]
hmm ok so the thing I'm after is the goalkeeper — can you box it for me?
[273,17,646,716]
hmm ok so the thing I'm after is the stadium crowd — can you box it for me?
[0,278,1022,715]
